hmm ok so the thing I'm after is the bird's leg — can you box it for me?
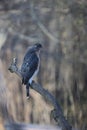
[26,81,35,99]
[26,83,30,99]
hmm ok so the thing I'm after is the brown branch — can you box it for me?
[8,58,72,130]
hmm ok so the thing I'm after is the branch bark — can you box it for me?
[8,58,72,130]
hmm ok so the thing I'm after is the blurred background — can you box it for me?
[0,0,87,130]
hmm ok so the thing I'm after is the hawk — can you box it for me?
[21,43,42,98]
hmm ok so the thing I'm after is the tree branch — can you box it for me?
[8,58,72,130]
[8,28,39,43]
[30,3,58,43]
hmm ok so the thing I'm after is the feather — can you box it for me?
[21,51,39,85]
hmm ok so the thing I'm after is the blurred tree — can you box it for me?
[0,0,87,129]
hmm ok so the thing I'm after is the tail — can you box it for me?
[26,83,30,99]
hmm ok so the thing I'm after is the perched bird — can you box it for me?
[21,43,42,98]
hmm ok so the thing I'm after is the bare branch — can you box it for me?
[8,58,72,130]
[30,3,58,43]
[8,28,39,42]
[8,58,22,78]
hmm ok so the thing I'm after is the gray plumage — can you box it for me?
[21,43,42,98]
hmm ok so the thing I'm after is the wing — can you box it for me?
[21,52,38,85]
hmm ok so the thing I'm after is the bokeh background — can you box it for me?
[0,0,87,130]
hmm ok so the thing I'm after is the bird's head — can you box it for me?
[33,43,42,52]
